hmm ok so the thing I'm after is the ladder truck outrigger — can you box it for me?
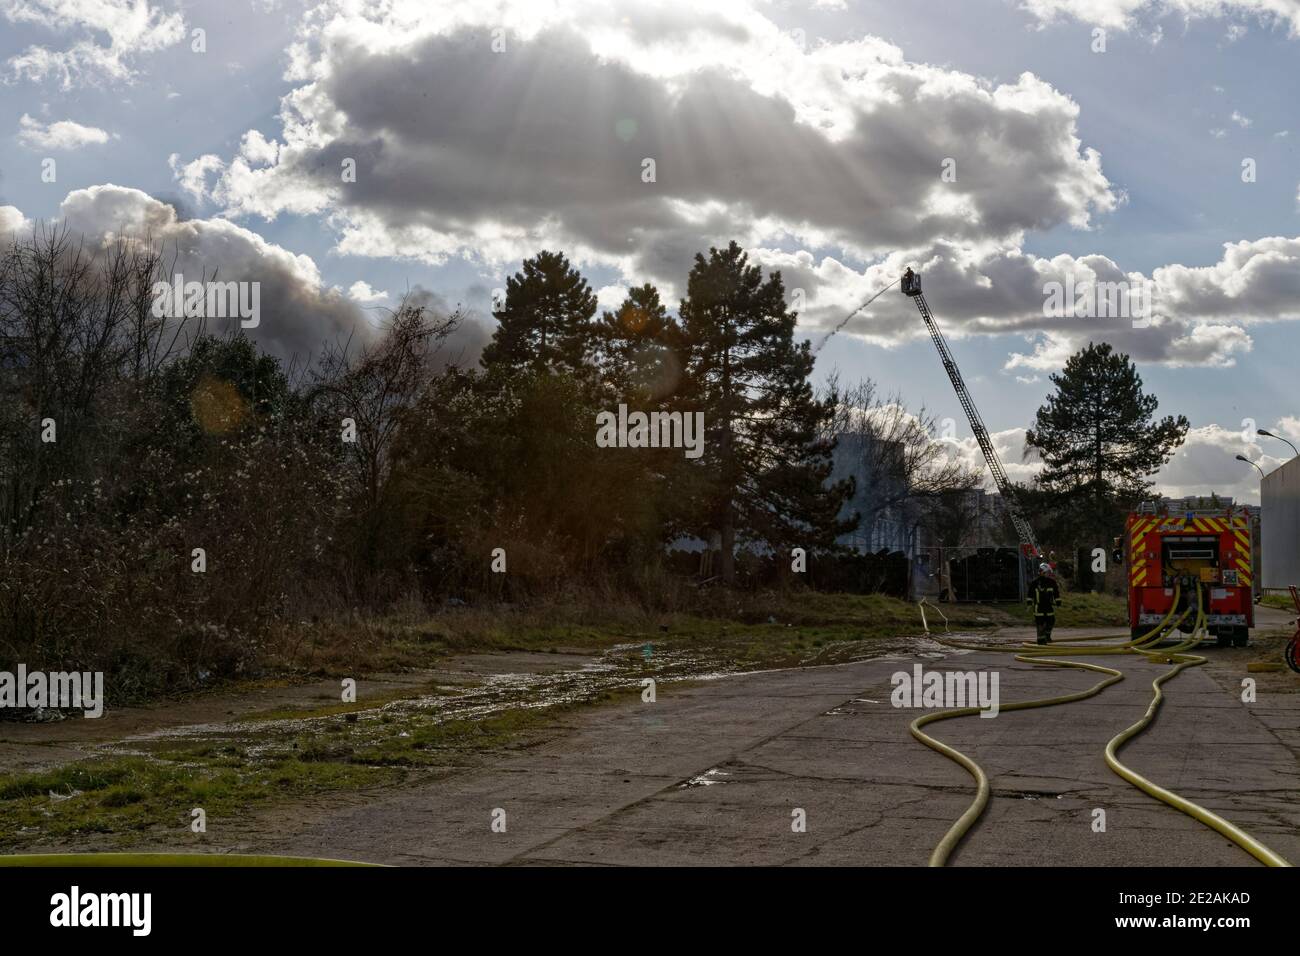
[899,268,1043,589]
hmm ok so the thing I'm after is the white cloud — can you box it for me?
[1018,0,1300,35]
[168,153,224,203]
[754,232,1298,369]
[1230,110,1252,127]
[943,426,1042,491]
[2,0,186,88]
[595,284,631,312]
[347,280,388,304]
[934,415,1283,503]
[1272,416,1300,445]
[239,130,279,167]
[1153,235,1300,320]
[941,416,1286,504]
[0,205,30,235]
[16,113,112,149]
[1152,423,1286,504]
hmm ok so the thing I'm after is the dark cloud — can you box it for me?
[194,2,1115,284]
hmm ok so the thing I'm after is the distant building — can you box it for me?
[1262,457,1300,594]
[831,434,1011,555]
[831,433,920,557]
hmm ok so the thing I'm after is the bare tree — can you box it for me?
[309,297,462,572]
[0,225,188,544]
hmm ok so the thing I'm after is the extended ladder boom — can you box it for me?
[901,269,1040,556]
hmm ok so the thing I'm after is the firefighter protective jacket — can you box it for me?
[1029,576,1061,618]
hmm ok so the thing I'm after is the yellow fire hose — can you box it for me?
[910,655,1124,866]
[912,585,1293,867]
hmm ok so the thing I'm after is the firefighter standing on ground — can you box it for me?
[1029,564,1062,644]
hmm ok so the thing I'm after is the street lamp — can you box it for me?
[1257,428,1298,458]
[1236,454,1266,479]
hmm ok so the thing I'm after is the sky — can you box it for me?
[0,0,1297,502]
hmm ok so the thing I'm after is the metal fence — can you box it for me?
[910,545,1027,603]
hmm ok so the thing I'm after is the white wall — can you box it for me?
[1262,456,1300,591]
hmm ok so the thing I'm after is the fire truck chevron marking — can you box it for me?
[1124,506,1253,644]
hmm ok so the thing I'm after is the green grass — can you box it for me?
[279,589,1006,674]
[0,707,568,850]
[1258,593,1297,611]
[991,590,1129,628]
[447,591,1011,669]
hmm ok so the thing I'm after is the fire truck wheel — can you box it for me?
[1231,626,1249,648]
[1215,629,1232,648]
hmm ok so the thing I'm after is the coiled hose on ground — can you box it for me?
[911,586,1292,867]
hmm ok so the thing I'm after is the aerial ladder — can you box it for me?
[900,268,1041,559]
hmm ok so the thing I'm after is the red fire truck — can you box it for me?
[1121,506,1254,647]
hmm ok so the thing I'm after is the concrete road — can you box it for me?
[210,620,1300,867]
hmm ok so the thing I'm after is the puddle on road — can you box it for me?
[681,768,729,788]
[825,697,881,715]
[113,641,752,758]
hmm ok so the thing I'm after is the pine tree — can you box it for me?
[596,283,683,402]
[678,241,855,583]
[481,250,597,378]
[1024,342,1188,540]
